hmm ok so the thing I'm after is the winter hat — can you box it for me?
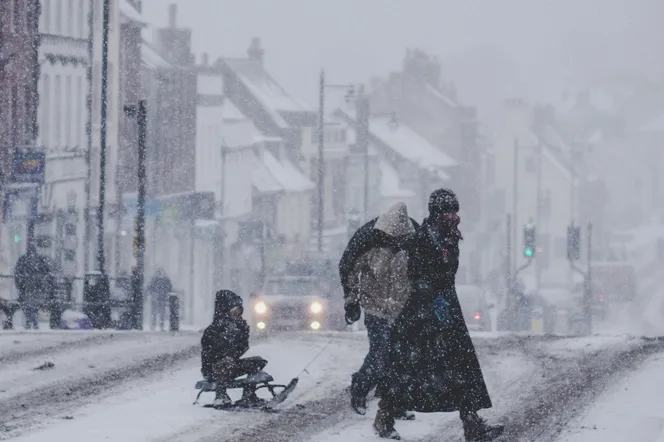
[213,290,243,320]
[428,188,459,215]
[374,202,415,237]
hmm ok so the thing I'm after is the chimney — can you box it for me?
[247,37,264,64]
[168,4,177,28]
[201,52,209,66]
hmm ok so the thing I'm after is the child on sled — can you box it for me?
[201,290,266,408]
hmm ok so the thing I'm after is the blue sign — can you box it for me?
[11,150,45,184]
[122,195,163,217]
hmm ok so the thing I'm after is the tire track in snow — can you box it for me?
[0,332,140,365]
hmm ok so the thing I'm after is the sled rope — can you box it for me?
[295,328,347,378]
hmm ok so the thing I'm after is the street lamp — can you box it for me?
[316,70,355,253]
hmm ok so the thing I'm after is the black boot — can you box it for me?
[394,408,416,421]
[350,376,367,415]
[213,389,232,409]
[461,411,504,442]
[235,388,265,408]
[373,409,401,440]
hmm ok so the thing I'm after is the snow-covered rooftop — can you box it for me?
[119,0,147,25]
[222,58,313,129]
[220,99,247,122]
[252,153,282,194]
[261,151,314,193]
[368,115,457,172]
[142,42,170,69]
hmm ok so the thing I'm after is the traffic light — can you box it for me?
[14,234,21,243]
[524,225,536,258]
[567,224,581,261]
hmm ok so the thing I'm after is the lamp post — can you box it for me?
[123,101,147,329]
[316,70,355,253]
[96,0,111,275]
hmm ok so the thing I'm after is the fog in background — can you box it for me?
[143,0,664,121]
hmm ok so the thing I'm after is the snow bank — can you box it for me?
[0,332,201,402]
[555,353,664,442]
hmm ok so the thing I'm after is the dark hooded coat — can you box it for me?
[385,218,493,413]
[338,216,419,300]
[201,290,250,379]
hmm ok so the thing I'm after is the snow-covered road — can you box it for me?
[3,331,656,442]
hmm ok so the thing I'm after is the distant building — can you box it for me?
[367,49,483,226]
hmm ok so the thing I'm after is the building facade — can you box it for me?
[0,0,41,276]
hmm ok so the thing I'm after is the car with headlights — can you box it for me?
[250,275,342,333]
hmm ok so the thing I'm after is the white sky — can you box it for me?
[142,0,664,118]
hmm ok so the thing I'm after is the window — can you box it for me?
[77,0,85,38]
[93,62,101,123]
[24,86,31,138]
[54,75,61,146]
[42,75,51,146]
[65,76,72,146]
[340,128,347,142]
[76,76,83,146]
[67,0,74,36]
[55,0,62,34]
[42,0,51,33]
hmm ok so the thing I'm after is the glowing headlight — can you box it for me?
[310,302,323,314]
[310,321,321,330]
[255,302,267,314]
[256,321,266,330]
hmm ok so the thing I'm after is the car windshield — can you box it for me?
[265,279,319,296]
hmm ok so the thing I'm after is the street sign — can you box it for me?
[121,195,163,217]
[11,150,45,184]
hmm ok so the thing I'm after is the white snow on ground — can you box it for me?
[9,332,368,442]
[555,352,664,442]
[309,348,538,441]
[0,332,200,402]
[540,334,642,356]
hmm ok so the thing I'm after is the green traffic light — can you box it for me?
[14,234,21,243]
[524,247,534,257]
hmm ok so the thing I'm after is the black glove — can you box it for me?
[344,302,361,325]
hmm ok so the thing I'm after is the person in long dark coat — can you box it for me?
[373,189,504,441]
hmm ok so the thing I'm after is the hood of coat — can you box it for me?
[374,202,415,237]
[213,290,243,321]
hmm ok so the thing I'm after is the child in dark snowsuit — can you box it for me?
[201,290,267,408]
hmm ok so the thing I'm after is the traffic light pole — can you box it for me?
[134,100,147,330]
[567,222,593,335]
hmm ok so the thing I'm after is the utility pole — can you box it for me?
[356,86,370,220]
[584,223,593,334]
[316,70,325,253]
[506,213,512,292]
[134,100,147,329]
[535,141,543,292]
[512,138,519,275]
[84,0,94,274]
[96,0,110,275]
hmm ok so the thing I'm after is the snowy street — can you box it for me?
[1,328,663,442]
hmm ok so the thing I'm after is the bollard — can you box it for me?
[169,292,179,332]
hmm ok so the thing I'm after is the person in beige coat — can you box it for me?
[339,202,418,417]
